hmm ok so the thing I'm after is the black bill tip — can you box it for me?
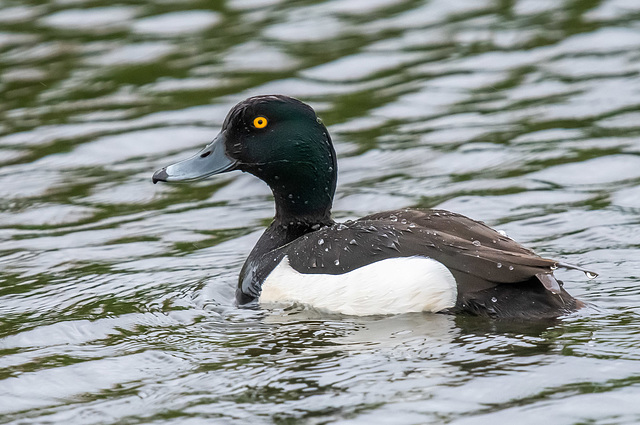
[152,168,169,184]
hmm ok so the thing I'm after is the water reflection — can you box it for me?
[1,0,640,423]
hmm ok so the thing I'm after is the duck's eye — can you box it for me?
[253,116,268,129]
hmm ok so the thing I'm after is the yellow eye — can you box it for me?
[253,116,268,129]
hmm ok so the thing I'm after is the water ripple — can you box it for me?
[1,0,639,423]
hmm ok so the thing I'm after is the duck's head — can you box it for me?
[153,95,337,220]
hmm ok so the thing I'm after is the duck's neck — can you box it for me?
[264,154,336,250]
[250,180,336,263]
[273,188,334,227]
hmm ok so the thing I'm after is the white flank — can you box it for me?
[259,256,457,316]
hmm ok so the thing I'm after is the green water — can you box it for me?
[1,0,640,423]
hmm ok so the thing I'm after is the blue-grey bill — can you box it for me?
[152,131,236,183]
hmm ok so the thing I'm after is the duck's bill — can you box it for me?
[152,131,237,183]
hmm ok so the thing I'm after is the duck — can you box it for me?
[153,94,596,319]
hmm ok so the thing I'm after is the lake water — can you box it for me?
[1,0,640,423]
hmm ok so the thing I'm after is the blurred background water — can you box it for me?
[1,0,640,423]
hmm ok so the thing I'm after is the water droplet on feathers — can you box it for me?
[491,297,497,303]
[496,263,502,268]
[349,239,357,245]
[472,240,481,246]
[497,230,508,237]
[334,259,340,266]
[509,265,514,271]
[318,239,324,245]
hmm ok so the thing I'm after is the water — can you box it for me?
[1,0,640,423]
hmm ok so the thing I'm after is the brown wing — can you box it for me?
[360,209,561,289]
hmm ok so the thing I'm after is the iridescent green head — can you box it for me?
[153,95,337,220]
